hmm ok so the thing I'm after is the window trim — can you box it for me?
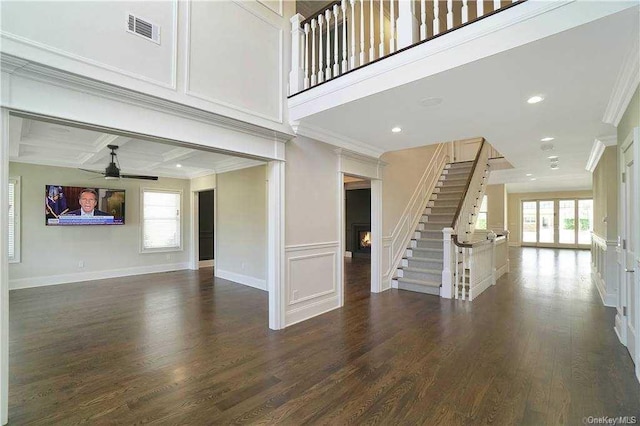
[8,176,21,263]
[140,187,183,254]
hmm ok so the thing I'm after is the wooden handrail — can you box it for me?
[452,233,506,248]
[450,138,486,228]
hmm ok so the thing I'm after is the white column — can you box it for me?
[371,179,383,293]
[396,0,419,49]
[441,227,454,298]
[0,108,9,425]
[267,160,285,330]
[288,13,306,95]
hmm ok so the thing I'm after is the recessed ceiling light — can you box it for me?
[530,178,537,181]
[540,143,554,151]
[541,137,554,142]
[526,173,532,177]
[550,165,559,170]
[548,155,559,159]
[391,127,402,133]
[527,95,544,104]
[176,164,182,168]
[419,97,443,107]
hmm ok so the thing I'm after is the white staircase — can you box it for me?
[393,161,474,295]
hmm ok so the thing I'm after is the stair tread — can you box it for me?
[410,247,444,252]
[399,266,441,274]
[404,256,443,263]
[412,237,444,242]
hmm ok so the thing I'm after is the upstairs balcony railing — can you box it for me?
[290,0,524,95]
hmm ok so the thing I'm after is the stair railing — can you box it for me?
[289,0,525,95]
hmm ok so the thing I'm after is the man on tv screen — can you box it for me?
[64,188,111,216]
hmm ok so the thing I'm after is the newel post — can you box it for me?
[441,227,454,298]
[396,0,419,49]
[289,13,306,95]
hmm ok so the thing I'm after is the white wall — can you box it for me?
[285,135,340,326]
[216,165,267,290]
[8,162,191,289]
[0,0,293,133]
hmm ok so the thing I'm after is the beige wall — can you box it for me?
[8,162,192,288]
[618,86,640,144]
[191,173,216,192]
[381,144,440,236]
[485,184,507,231]
[592,146,618,240]
[507,190,593,245]
[216,165,267,286]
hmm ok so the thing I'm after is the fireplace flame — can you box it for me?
[361,231,371,248]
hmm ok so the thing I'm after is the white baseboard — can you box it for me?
[344,251,352,258]
[9,262,190,290]
[215,269,266,291]
[508,242,521,247]
[285,295,340,327]
[199,259,214,268]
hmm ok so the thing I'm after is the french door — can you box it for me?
[521,199,593,248]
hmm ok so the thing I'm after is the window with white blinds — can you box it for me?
[141,189,181,252]
[8,177,20,262]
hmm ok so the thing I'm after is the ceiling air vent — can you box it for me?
[127,13,160,44]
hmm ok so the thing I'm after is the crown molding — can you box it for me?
[291,121,385,158]
[0,54,295,145]
[603,36,640,126]
[213,157,265,174]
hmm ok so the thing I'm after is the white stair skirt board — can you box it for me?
[215,269,267,291]
[9,263,190,290]
[199,259,215,268]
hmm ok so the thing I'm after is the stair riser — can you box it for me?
[407,249,444,260]
[416,230,443,240]
[396,281,441,296]
[421,214,454,223]
[406,259,443,270]
[415,239,443,249]
[426,207,456,215]
[432,191,463,199]
[401,269,442,282]
[422,223,450,231]
[445,162,474,170]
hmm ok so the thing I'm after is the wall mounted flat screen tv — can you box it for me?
[46,185,125,226]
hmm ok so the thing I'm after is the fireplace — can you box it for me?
[352,224,371,257]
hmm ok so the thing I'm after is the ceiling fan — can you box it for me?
[80,145,158,181]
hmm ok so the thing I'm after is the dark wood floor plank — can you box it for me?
[8,248,640,424]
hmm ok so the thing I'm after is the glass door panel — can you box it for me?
[559,200,576,244]
[522,201,537,243]
[578,199,593,245]
[538,201,554,243]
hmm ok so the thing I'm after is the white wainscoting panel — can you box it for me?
[9,262,189,290]
[382,236,393,289]
[257,0,283,16]
[285,242,340,326]
[0,1,177,89]
[186,1,283,122]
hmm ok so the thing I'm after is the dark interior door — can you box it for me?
[198,190,214,261]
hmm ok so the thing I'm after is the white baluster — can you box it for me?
[341,0,348,73]
[360,0,365,65]
[433,0,440,36]
[318,15,324,84]
[333,4,340,76]
[493,0,501,11]
[462,0,469,23]
[397,0,419,49]
[446,0,453,30]
[454,246,459,299]
[350,0,357,69]
[369,0,376,62]
[289,13,305,95]
[325,10,332,80]
[311,19,317,87]
[477,0,484,18]
[379,0,385,58]
[420,0,427,40]
[303,22,310,89]
[389,0,396,53]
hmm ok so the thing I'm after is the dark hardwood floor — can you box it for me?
[8,248,640,424]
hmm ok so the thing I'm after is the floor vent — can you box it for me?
[127,13,160,44]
